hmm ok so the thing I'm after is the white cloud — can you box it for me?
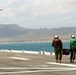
[0,0,76,28]
[6,0,16,5]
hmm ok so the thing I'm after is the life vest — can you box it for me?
[70,38,76,48]
[52,39,62,48]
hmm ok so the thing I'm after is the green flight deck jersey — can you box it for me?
[70,38,76,49]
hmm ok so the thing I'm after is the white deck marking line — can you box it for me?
[46,62,76,67]
[0,67,76,70]
[9,57,30,60]
[0,68,76,74]
[0,67,27,69]
[29,65,48,67]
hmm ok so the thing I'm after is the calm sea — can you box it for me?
[0,42,70,52]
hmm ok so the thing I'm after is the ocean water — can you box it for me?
[0,42,70,52]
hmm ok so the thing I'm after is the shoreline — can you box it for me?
[0,40,69,44]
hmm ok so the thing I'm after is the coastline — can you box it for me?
[0,40,69,44]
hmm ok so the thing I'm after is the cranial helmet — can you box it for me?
[71,35,75,38]
[54,35,59,39]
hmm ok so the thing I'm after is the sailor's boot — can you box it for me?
[70,59,72,63]
[72,59,74,63]
[56,59,58,63]
[58,60,61,63]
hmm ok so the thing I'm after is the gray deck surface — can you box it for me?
[0,52,76,75]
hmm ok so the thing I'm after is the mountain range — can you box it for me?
[0,24,76,42]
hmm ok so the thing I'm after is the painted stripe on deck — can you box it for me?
[46,62,76,67]
[0,67,76,70]
[0,68,76,74]
[9,57,30,60]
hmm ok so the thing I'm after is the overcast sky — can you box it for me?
[0,0,76,29]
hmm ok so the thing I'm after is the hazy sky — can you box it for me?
[0,0,76,29]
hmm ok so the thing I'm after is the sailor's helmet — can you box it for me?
[54,35,59,39]
[71,35,75,38]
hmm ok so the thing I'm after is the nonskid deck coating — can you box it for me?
[0,52,76,75]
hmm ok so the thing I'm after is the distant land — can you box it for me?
[0,24,76,43]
